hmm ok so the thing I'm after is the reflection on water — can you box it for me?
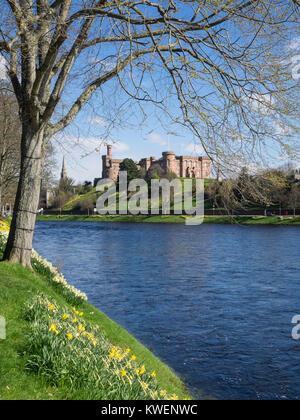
[34,222,300,400]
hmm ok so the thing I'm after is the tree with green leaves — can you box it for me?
[119,159,141,183]
[287,185,300,217]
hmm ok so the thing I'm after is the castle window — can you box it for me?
[167,159,170,167]
[185,160,187,167]
[189,160,192,167]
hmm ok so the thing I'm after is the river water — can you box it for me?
[34,221,300,400]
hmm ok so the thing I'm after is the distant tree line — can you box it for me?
[206,166,300,216]
[46,158,300,216]
[0,83,57,214]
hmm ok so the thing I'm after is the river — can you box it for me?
[34,221,300,400]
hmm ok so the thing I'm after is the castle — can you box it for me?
[101,145,211,181]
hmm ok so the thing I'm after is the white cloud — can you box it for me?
[184,143,205,155]
[146,132,167,146]
[53,133,130,182]
[287,37,300,51]
[89,116,107,126]
[110,141,130,154]
[273,121,291,136]
[54,134,129,154]
[243,93,275,116]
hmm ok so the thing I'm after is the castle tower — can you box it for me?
[60,156,67,181]
[107,144,112,157]
[162,151,176,173]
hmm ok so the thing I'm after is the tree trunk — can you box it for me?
[3,128,47,267]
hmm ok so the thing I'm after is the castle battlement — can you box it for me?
[101,145,211,181]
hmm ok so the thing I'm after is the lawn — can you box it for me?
[37,214,300,225]
[0,245,190,400]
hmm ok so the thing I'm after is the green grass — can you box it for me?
[37,214,300,225]
[59,179,215,212]
[0,261,190,400]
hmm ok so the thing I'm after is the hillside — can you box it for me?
[55,178,215,213]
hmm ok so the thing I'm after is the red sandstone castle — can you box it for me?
[101,145,211,181]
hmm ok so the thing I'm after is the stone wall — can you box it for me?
[101,145,211,181]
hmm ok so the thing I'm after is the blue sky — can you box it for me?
[50,26,300,183]
[54,113,206,184]
[1,7,299,184]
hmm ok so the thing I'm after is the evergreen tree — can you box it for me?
[119,159,141,183]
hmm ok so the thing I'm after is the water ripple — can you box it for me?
[34,222,300,400]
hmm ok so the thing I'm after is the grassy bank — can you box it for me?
[0,223,191,400]
[37,214,300,225]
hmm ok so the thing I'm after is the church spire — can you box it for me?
[60,156,67,181]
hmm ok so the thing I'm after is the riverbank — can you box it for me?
[0,222,190,400]
[37,214,300,225]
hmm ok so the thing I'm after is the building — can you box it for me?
[60,156,67,183]
[100,145,211,181]
[39,158,67,209]
[39,188,56,209]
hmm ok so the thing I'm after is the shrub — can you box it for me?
[74,198,94,212]
[50,191,72,209]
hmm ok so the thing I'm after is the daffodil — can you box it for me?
[78,324,85,332]
[49,324,59,335]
